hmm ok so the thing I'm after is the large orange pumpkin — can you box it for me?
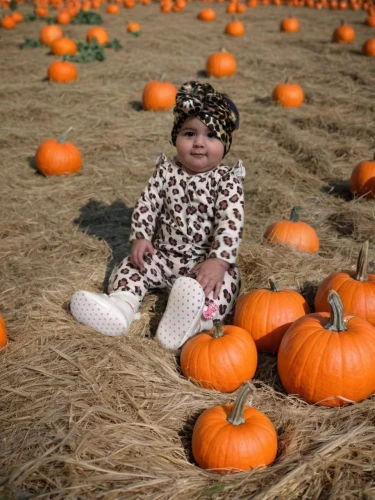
[86,26,109,45]
[315,241,375,326]
[192,383,278,473]
[350,154,375,198]
[332,21,355,43]
[142,80,177,111]
[272,81,304,107]
[39,24,63,45]
[233,279,310,353]
[50,37,77,56]
[180,322,258,392]
[35,127,82,176]
[47,61,77,83]
[278,290,375,406]
[0,315,7,350]
[263,206,320,253]
[206,50,237,77]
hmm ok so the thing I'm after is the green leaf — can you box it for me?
[9,0,17,11]
[70,10,103,24]
[19,38,44,49]
[105,38,122,50]
[23,12,37,22]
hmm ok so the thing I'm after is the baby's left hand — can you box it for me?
[190,258,229,299]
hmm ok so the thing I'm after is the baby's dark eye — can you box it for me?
[207,132,216,139]
[184,131,194,137]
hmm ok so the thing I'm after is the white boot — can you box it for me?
[70,290,140,337]
[155,277,213,351]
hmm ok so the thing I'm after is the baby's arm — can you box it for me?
[191,258,229,299]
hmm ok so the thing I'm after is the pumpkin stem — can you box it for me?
[269,278,280,292]
[227,382,251,426]
[58,126,73,144]
[354,241,369,282]
[289,206,301,222]
[212,321,224,339]
[325,290,348,332]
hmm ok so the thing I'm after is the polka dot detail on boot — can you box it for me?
[155,277,205,351]
[70,291,132,337]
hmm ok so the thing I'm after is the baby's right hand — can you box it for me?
[130,239,154,271]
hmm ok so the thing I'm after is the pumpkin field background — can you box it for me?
[1,0,375,497]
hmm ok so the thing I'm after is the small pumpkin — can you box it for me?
[272,81,304,107]
[180,322,258,393]
[0,315,7,350]
[50,37,77,56]
[127,22,141,35]
[39,24,63,46]
[56,9,71,24]
[11,11,24,23]
[315,241,375,326]
[192,383,278,473]
[350,153,375,198]
[86,26,109,45]
[263,206,319,253]
[278,290,375,406]
[365,15,375,27]
[47,60,77,83]
[142,80,177,111]
[233,278,310,353]
[1,14,16,29]
[236,2,246,12]
[280,16,299,32]
[198,7,216,20]
[206,49,237,78]
[35,127,82,176]
[332,20,355,43]
[106,3,120,13]
[362,38,375,56]
[225,19,245,36]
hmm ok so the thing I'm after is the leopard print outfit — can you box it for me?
[108,153,245,321]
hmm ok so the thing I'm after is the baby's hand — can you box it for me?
[191,258,229,299]
[130,239,154,271]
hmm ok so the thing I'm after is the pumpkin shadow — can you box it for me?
[178,409,202,465]
[129,100,143,111]
[320,179,352,201]
[254,95,273,105]
[26,155,46,175]
[74,199,133,290]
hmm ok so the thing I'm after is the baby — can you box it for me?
[70,80,245,351]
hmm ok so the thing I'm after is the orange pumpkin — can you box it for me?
[272,81,304,107]
[198,7,216,20]
[47,61,77,83]
[180,322,258,392]
[236,2,246,12]
[39,24,63,45]
[86,26,109,45]
[192,383,278,473]
[56,9,71,24]
[362,38,375,56]
[127,21,141,34]
[225,19,245,36]
[11,11,23,23]
[0,315,7,350]
[233,279,310,353]
[315,241,375,326]
[263,207,319,253]
[206,50,237,77]
[1,14,16,29]
[50,37,77,56]
[142,80,177,111]
[332,21,355,43]
[278,291,375,406]
[280,16,299,32]
[350,154,375,198]
[106,3,120,13]
[35,127,82,176]
[365,14,375,26]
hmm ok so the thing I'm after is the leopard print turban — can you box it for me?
[171,81,239,157]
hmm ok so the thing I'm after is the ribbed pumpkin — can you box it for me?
[263,206,319,253]
[0,315,7,350]
[206,50,236,78]
[278,290,375,406]
[86,26,109,45]
[35,127,82,176]
[192,383,278,473]
[362,38,375,57]
[39,24,63,46]
[315,241,375,326]
[47,61,77,83]
[272,81,304,108]
[233,279,310,354]
[142,80,177,111]
[350,154,375,198]
[50,37,77,56]
[180,322,258,392]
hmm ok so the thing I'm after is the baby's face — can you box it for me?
[175,116,224,175]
